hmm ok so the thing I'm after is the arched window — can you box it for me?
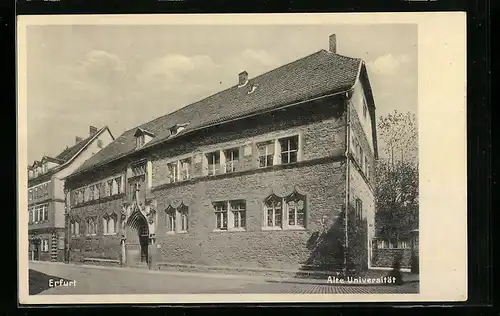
[108,215,116,234]
[179,205,188,232]
[165,207,176,233]
[86,217,97,235]
[102,217,107,234]
[285,192,306,227]
[102,214,117,235]
[263,191,306,229]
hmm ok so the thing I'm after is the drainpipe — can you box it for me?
[63,187,70,264]
[344,92,351,277]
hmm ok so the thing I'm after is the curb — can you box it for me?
[29,261,419,287]
[265,279,419,286]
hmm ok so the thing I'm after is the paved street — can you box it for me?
[29,261,418,295]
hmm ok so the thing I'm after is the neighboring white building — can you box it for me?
[28,125,114,262]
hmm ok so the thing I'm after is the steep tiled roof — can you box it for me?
[28,127,110,185]
[74,50,362,174]
[56,135,95,162]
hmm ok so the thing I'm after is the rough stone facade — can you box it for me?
[66,91,378,273]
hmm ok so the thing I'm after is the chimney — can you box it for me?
[89,125,98,136]
[329,34,337,54]
[75,136,83,144]
[238,71,248,87]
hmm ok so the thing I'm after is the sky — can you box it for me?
[25,23,417,164]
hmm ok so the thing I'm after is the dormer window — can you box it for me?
[134,128,155,149]
[169,123,189,137]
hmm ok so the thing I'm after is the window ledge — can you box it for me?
[212,228,246,233]
[212,229,229,233]
[177,231,188,234]
[262,226,306,231]
[286,226,306,231]
[261,226,283,231]
[103,233,117,236]
[166,231,176,235]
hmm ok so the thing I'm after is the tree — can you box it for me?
[375,110,419,244]
[378,110,418,167]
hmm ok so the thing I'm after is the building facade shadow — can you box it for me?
[28,269,74,295]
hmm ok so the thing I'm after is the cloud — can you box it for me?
[366,53,411,75]
[137,54,221,94]
[137,49,281,98]
[59,50,128,95]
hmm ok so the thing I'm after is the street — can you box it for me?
[29,261,419,295]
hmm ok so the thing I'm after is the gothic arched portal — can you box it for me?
[124,206,150,266]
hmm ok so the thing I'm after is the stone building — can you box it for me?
[28,126,114,262]
[65,34,379,273]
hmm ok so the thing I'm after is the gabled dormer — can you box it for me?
[169,123,189,137]
[40,156,64,172]
[134,128,155,149]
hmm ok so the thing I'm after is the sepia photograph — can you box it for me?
[17,13,467,304]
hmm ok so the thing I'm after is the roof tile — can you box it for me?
[75,50,361,174]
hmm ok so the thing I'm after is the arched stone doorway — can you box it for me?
[124,209,150,267]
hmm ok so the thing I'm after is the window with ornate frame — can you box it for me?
[263,191,306,230]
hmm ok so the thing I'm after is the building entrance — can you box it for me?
[124,210,149,267]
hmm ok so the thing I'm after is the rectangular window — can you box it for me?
[111,178,119,195]
[230,200,246,229]
[279,136,299,164]
[43,204,48,221]
[42,239,49,252]
[70,222,75,236]
[93,183,100,200]
[214,202,228,230]
[43,183,48,197]
[355,198,363,222]
[89,185,95,200]
[28,209,33,224]
[28,189,33,202]
[168,162,179,183]
[257,141,274,168]
[131,162,147,177]
[78,189,84,204]
[207,151,221,176]
[265,197,282,228]
[224,148,239,173]
[180,159,191,181]
[116,177,122,194]
[107,180,113,197]
[166,208,176,232]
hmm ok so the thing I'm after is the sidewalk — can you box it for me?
[29,260,419,286]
